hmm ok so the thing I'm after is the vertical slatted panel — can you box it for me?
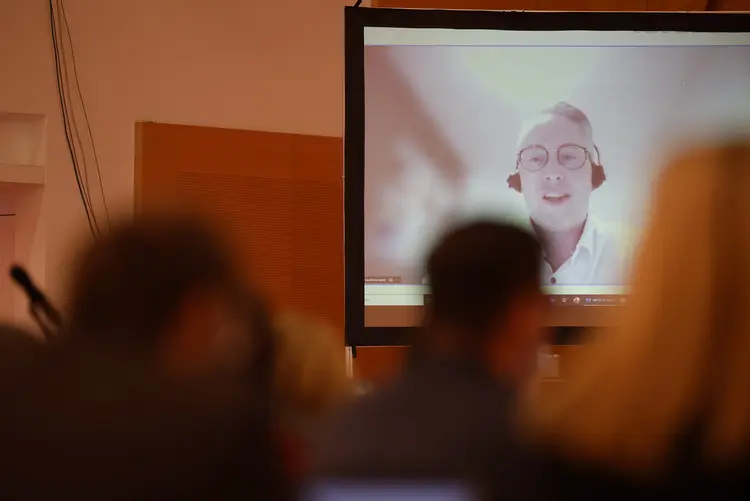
[135,123,344,343]
[174,173,344,327]
[176,173,296,302]
[289,179,344,325]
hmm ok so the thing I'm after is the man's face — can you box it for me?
[517,115,594,231]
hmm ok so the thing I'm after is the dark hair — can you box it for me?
[425,220,542,340]
[64,211,245,348]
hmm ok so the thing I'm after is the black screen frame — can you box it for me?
[344,7,750,348]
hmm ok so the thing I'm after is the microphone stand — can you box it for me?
[9,265,62,341]
[28,301,58,342]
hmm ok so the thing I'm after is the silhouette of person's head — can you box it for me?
[64,210,259,379]
[420,220,546,383]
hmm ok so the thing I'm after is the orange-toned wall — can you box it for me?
[0,0,349,302]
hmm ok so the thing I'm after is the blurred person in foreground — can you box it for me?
[0,323,46,381]
[0,323,43,358]
[272,311,352,481]
[515,140,750,500]
[62,209,259,380]
[314,220,546,485]
[0,210,291,499]
[0,342,289,500]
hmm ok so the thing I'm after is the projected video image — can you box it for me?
[363,33,750,312]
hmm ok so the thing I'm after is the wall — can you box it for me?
[0,0,353,303]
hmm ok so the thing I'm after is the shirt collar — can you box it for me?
[577,215,599,256]
[526,214,601,262]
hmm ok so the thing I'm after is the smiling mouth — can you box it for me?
[542,193,571,205]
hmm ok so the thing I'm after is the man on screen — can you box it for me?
[506,102,622,286]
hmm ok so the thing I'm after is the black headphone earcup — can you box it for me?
[592,163,606,189]
[507,173,522,193]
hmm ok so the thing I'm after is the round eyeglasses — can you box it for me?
[517,144,590,172]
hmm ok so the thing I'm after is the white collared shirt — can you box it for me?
[538,216,623,286]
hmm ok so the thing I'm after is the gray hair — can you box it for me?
[517,101,597,162]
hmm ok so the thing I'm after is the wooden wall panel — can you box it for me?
[135,123,344,344]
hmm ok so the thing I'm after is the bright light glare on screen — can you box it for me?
[460,47,603,113]
[371,139,455,263]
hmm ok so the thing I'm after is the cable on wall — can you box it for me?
[48,0,111,236]
[58,0,111,229]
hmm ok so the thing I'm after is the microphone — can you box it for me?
[10,266,44,303]
[9,265,62,340]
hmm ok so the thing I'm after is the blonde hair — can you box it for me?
[272,311,351,426]
[525,140,750,476]
[518,102,595,144]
